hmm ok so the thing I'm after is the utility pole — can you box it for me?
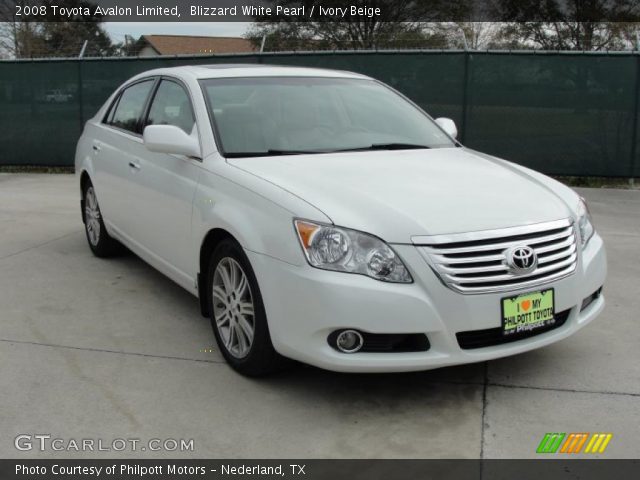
[459,25,469,51]
[78,39,88,58]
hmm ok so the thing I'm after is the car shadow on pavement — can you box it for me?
[110,246,496,397]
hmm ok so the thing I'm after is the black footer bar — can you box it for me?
[2,459,640,480]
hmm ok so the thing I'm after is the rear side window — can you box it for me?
[107,80,154,134]
[145,80,195,134]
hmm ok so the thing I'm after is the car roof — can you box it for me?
[131,64,370,81]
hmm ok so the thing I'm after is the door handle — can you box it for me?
[128,162,140,170]
[92,144,101,152]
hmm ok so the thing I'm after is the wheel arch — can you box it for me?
[198,228,237,317]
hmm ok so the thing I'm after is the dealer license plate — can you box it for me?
[501,289,555,336]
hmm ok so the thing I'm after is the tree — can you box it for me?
[0,1,45,58]
[426,22,502,50]
[0,0,117,58]
[493,0,640,50]
[38,0,117,57]
[245,0,472,51]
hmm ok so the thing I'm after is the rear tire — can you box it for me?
[82,181,122,258]
[207,238,285,376]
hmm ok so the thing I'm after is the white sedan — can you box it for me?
[75,65,606,376]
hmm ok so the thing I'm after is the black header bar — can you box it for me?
[1,0,639,22]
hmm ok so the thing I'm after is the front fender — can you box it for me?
[192,168,323,271]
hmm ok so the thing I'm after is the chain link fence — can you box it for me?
[1,50,638,177]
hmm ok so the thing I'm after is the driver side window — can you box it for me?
[145,80,195,134]
[105,79,154,134]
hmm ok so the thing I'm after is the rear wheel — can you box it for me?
[207,238,285,376]
[82,181,121,257]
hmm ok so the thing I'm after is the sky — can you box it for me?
[103,22,252,43]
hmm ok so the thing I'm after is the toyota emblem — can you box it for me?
[507,245,538,273]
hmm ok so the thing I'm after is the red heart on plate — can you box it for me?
[521,300,531,311]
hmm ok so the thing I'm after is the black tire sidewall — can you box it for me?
[207,239,278,375]
[82,181,116,257]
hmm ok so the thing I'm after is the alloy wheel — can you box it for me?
[212,257,255,358]
[85,187,101,246]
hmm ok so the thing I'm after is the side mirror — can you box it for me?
[435,118,458,139]
[143,125,201,158]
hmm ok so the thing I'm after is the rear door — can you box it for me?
[91,78,156,237]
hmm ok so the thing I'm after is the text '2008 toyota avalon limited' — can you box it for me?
[75,65,606,376]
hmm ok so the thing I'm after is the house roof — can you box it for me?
[141,35,256,55]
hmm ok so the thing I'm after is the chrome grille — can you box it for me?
[415,219,578,294]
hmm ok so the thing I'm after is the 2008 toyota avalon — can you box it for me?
[75,65,606,376]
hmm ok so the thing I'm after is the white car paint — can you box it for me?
[229,148,573,242]
[75,65,607,372]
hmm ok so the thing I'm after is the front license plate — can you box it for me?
[501,289,555,336]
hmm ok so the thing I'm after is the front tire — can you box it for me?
[207,238,284,376]
[82,181,121,257]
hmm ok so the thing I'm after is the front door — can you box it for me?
[127,78,202,288]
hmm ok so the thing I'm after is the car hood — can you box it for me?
[228,148,575,243]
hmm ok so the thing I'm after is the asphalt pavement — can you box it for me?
[0,174,638,459]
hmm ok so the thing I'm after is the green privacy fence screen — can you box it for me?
[1,50,639,177]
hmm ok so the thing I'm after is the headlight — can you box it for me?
[294,220,413,283]
[577,197,595,246]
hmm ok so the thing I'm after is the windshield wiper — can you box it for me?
[225,144,431,158]
[226,149,326,158]
[266,149,326,155]
[335,143,431,152]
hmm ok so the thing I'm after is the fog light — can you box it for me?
[335,330,363,353]
[580,287,603,312]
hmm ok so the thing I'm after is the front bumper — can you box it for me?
[247,233,607,372]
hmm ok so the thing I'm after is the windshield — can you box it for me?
[200,76,455,157]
